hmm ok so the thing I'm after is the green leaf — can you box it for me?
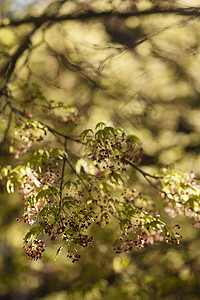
[120,219,131,229]
[86,139,93,146]
[186,196,196,210]
[104,126,115,135]
[86,197,93,205]
[95,122,105,130]
[127,209,137,217]
[98,181,112,190]
[166,163,175,171]
[62,197,76,209]
[38,207,48,218]
[6,179,14,193]
[81,129,93,139]
[24,227,38,241]
[55,246,63,260]
[110,172,124,184]
[36,185,59,200]
[109,196,120,203]
[95,129,104,141]
[127,135,140,144]
[51,148,66,159]
[0,165,11,178]
[63,180,78,189]
[64,228,74,235]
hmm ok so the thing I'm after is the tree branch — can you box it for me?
[0,5,68,97]
[0,26,38,86]
[1,6,200,29]
[124,159,161,190]
[65,154,91,195]
[125,159,160,179]
[5,95,83,143]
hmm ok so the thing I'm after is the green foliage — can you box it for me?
[1,0,200,299]
[1,122,198,262]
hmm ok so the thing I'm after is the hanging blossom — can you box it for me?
[13,120,47,159]
[160,167,200,227]
[18,165,61,225]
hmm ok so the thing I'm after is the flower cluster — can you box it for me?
[160,167,200,227]
[74,175,180,253]
[113,230,164,253]
[13,120,47,159]
[83,124,143,174]
[113,223,182,253]
[27,179,96,262]
[42,101,79,125]
[67,251,81,263]
[17,165,61,225]
[4,121,199,263]
[22,238,46,260]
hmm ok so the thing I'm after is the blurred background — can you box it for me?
[0,0,200,299]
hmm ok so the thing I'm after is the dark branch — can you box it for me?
[1,7,200,28]
[125,159,160,179]
[6,96,83,143]
[124,159,161,190]
[0,26,38,85]
[0,5,67,97]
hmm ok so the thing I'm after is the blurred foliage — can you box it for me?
[1,0,200,299]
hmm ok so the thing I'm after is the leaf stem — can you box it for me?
[58,138,67,213]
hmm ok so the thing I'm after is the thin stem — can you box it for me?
[124,159,161,190]
[0,5,68,97]
[65,155,91,195]
[58,138,67,213]
[0,26,39,92]
[125,159,161,179]
[0,110,12,148]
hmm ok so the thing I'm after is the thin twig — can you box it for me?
[0,110,12,148]
[65,155,91,195]
[124,159,161,190]
[0,5,68,97]
[58,138,67,213]
[6,95,84,143]
[125,159,160,179]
